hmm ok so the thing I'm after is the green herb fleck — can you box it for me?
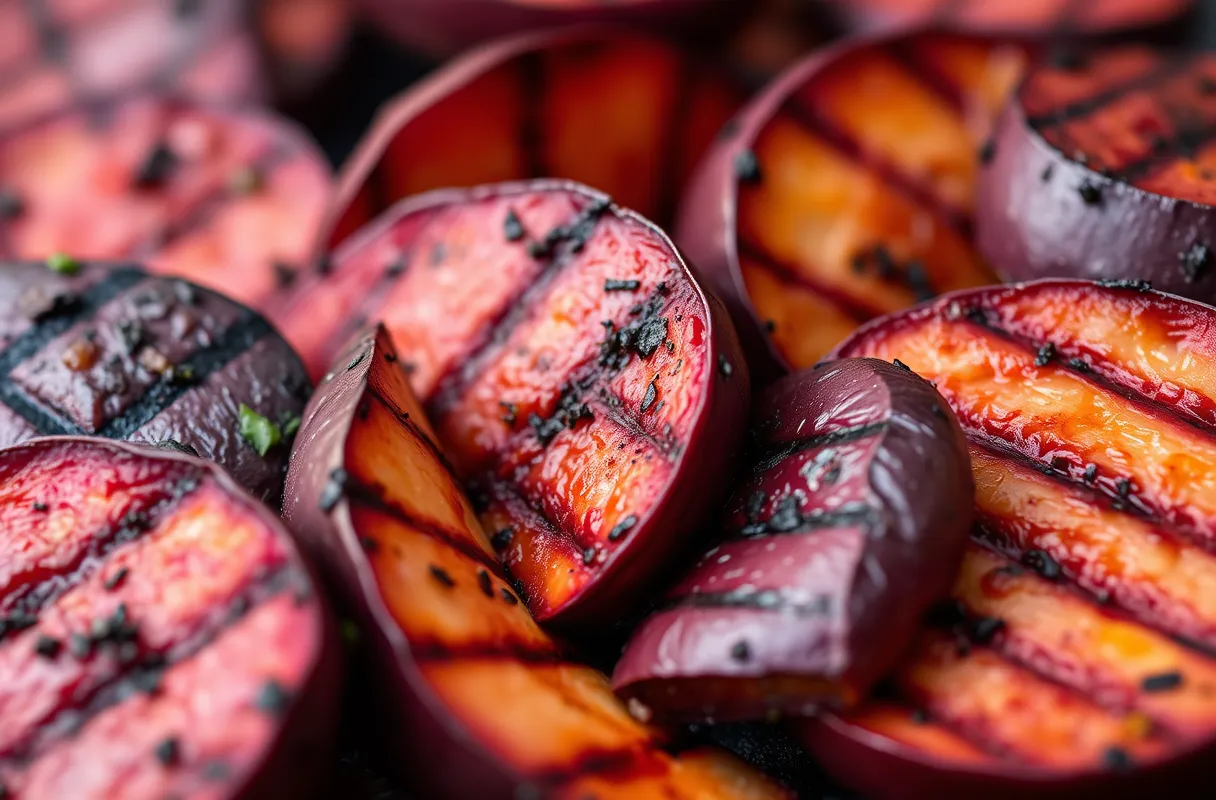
[238,404,282,456]
[47,253,79,275]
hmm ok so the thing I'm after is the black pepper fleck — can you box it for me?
[1103,746,1132,772]
[641,378,657,413]
[1077,180,1103,205]
[34,635,61,659]
[734,149,762,183]
[604,278,641,292]
[104,566,129,591]
[429,565,455,587]
[1084,463,1098,483]
[717,354,733,378]
[0,188,23,220]
[155,737,180,767]
[491,528,513,550]
[583,546,597,566]
[892,358,912,373]
[133,142,177,189]
[1142,671,1184,693]
[978,139,996,165]
[478,568,494,598]
[500,588,519,605]
[255,679,292,715]
[608,515,638,542]
[1034,343,1055,367]
[319,468,350,512]
[1095,279,1151,292]
[730,641,751,662]
[1022,548,1062,580]
[503,209,525,242]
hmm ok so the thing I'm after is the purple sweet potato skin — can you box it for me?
[976,100,1216,303]
[0,262,310,503]
[356,0,741,56]
[282,328,523,798]
[613,358,974,722]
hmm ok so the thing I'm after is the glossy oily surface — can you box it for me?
[280,182,750,625]
[0,437,337,800]
[615,358,974,723]
[282,325,790,800]
[801,280,1216,797]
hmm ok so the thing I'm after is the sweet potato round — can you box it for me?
[0,93,332,312]
[321,27,741,250]
[279,180,751,626]
[282,324,791,800]
[803,279,1216,797]
[614,357,974,723]
[675,29,1023,381]
[0,436,339,799]
[977,47,1216,303]
[0,261,311,504]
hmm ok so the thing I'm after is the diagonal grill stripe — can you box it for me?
[0,267,145,436]
[96,308,273,440]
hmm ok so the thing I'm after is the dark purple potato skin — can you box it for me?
[976,93,1216,301]
[0,262,310,504]
[613,358,975,723]
[356,0,743,57]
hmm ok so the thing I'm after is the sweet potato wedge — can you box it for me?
[0,436,338,799]
[0,94,332,311]
[817,0,1195,38]
[0,260,311,504]
[283,324,789,799]
[978,48,1216,303]
[279,181,750,625]
[0,0,263,131]
[798,279,1216,797]
[614,358,974,723]
[676,30,1023,380]
[356,0,742,57]
[322,28,741,248]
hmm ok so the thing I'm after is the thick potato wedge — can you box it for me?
[283,325,789,800]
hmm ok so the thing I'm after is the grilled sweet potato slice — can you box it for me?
[0,0,263,131]
[676,31,1023,380]
[323,29,741,248]
[798,279,1216,796]
[283,325,789,799]
[356,0,741,57]
[0,261,310,503]
[0,94,332,310]
[280,181,750,625]
[614,358,974,723]
[978,48,1216,303]
[817,0,1195,38]
[0,436,338,800]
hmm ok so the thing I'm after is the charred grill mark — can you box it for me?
[0,268,144,435]
[146,147,294,257]
[424,213,595,415]
[1026,53,1199,130]
[1,562,308,766]
[779,98,974,238]
[517,51,547,179]
[0,469,204,622]
[658,588,834,617]
[528,746,663,790]
[733,501,879,539]
[1104,104,1216,184]
[751,421,887,474]
[96,309,276,440]
[736,240,883,323]
[887,40,967,114]
[344,477,507,578]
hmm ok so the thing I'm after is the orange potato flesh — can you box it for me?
[726,34,1017,369]
[318,328,788,798]
[956,544,1216,739]
[327,33,741,248]
[899,632,1166,767]
[977,284,1216,428]
[824,282,1216,780]
[972,447,1216,649]
[0,96,329,310]
[854,315,1216,547]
